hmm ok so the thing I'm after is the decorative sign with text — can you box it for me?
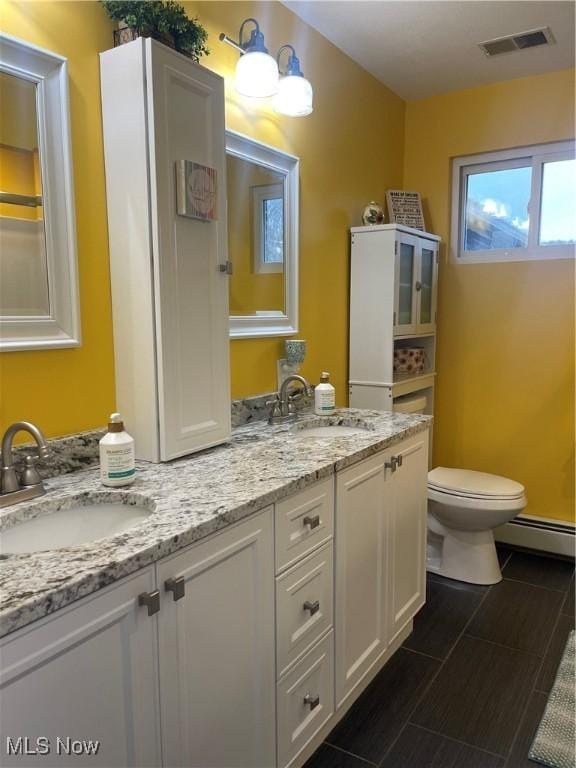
[386,190,425,231]
[175,160,217,221]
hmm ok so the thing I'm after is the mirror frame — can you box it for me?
[226,130,299,339]
[0,33,80,351]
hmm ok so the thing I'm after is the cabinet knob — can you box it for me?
[303,514,320,530]
[138,590,160,616]
[303,600,320,616]
[415,281,422,291]
[165,576,186,601]
[303,693,320,710]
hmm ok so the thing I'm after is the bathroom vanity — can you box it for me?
[0,410,430,768]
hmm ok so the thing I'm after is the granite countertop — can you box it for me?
[0,409,431,638]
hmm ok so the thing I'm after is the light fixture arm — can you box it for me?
[239,18,268,54]
[219,18,270,56]
[277,44,304,77]
[218,33,244,55]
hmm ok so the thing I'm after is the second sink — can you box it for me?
[291,418,374,438]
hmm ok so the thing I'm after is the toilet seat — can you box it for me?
[428,467,525,501]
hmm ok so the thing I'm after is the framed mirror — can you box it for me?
[0,33,80,351]
[226,130,299,338]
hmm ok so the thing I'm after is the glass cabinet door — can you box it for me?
[396,239,416,333]
[419,247,434,325]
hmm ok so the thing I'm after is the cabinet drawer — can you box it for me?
[277,632,334,768]
[275,478,334,573]
[276,543,333,677]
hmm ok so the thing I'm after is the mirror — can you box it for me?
[226,130,299,338]
[0,34,80,350]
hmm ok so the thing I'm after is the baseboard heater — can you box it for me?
[495,515,575,558]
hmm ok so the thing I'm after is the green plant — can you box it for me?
[102,1,209,61]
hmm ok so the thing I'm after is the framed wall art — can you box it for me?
[176,160,217,221]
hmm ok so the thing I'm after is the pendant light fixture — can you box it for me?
[273,45,314,117]
[219,18,279,98]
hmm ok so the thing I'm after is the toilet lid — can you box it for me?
[428,467,525,499]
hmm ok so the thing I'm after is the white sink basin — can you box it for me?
[292,421,373,438]
[0,496,153,555]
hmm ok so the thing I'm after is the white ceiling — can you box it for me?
[283,1,575,100]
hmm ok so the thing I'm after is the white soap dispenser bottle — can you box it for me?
[100,413,136,487]
[314,372,336,415]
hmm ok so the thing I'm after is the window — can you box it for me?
[452,141,575,263]
[252,183,284,273]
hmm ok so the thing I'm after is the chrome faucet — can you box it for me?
[1,421,50,508]
[268,375,313,424]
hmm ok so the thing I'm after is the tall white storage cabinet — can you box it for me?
[349,224,440,417]
[100,39,231,461]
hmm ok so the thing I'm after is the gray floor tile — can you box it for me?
[411,636,541,755]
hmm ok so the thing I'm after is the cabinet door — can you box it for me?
[335,453,391,707]
[394,235,418,336]
[147,40,231,460]
[0,569,161,767]
[157,509,275,768]
[387,433,429,645]
[416,241,438,334]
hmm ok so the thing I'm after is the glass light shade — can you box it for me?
[273,75,313,117]
[235,51,279,98]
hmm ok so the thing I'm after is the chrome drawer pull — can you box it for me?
[165,576,186,601]
[303,600,320,616]
[138,590,160,616]
[303,693,320,710]
[303,514,320,529]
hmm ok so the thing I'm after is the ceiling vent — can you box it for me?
[479,27,556,57]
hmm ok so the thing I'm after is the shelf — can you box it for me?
[395,331,436,340]
[392,371,436,398]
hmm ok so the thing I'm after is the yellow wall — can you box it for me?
[403,69,575,522]
[0,0,404,438]
[184,1,405,401]
[0,1,116,438]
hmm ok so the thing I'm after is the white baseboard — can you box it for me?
[495,515,575,558]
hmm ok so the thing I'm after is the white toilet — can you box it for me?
[426,467,527,585]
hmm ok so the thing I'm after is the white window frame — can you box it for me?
[252,183,284,274]
[451,140,575,264]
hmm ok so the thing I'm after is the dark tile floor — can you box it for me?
[305,546,575,768]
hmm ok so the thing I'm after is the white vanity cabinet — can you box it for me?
[0,567,162,767]
[0,430,429,768]
[335,451,390,707]
[100,38,231,462]
[156,508,275,768]
[387,433,428,645]
[335,432,429,708]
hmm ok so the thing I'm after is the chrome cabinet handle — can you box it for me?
[303,600,320,615]
[165,576,185,601]
[303,693,320,710]
[386,455,403,472]
[218,261,233,275]
[138,590,160,616]
[303,514,320,529]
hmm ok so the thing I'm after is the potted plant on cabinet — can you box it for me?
[101,1,209,61]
